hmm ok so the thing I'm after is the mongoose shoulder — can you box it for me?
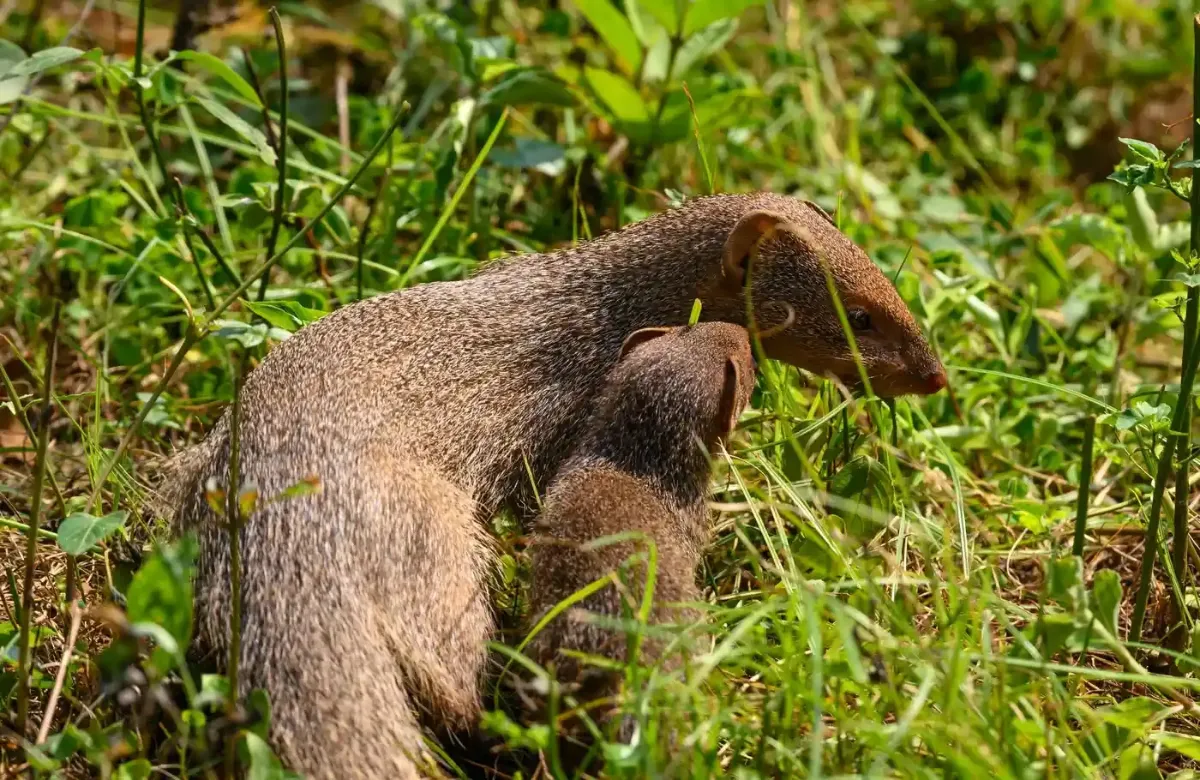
[527,322,755,711]
[168,191,945,779]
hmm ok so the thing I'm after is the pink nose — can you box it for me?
[924,369,948,394]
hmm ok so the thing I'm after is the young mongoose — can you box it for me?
[167,192,946,779]
[526,322,756,720]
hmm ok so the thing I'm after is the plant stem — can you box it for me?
[1173,404,1191,583]
[1130,14,1200,643]
[257,8,289,304]
[132,0,182,218]
[180,218,217,310]
[188,214,242,285]
[226,359,244,712]
[1073,415,1096,558]
[357,137,392,301]
[16,300,59,737]
[0,516,57,539]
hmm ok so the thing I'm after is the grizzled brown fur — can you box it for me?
[167,192,945,779]
[527,323,755,712]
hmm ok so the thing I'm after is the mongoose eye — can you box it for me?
[847,308,872,331]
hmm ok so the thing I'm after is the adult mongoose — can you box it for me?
[526,322,756,731]
[167,191,947,778]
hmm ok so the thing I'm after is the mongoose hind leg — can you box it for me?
[355,449,495,731]
[229,564,439,779]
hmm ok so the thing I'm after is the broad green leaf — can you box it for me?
[128,621,180,656]
[654,87,746,143]
[0,40,29,105]
[1125,187,1159,251]
[584,66,650,129]
[572,0,643,74]
[1107,163,1155,191]
[1045,555,1083,605]
[126,537,196,675]
[1153,733,1200,762]
[1097,697,1165,731]
[195,673,232,710]
[194,95,276,167]
[57,510,128,555]
[176,51,261,105]
[481,67,576,108]
[214,320,290,347]
[115,759,152,780]
[638,0,680,36]
[479,59,520,82]
[682,0,762,37]
[672,17,737,76]
[1118,136,1164,163]
[1091,569,1121,635]
[831,457,870,498]
[1037,612,1078,655]
[243,732,288,780]
[491,138,567,176]
[45,723,92,760]
[5,47,83,78]
[242,300,327,332]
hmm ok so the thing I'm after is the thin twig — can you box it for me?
[35,601,82,744]
[187,215,243,285]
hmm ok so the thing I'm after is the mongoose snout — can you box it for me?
[526,322,756,733]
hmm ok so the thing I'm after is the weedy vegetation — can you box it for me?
[5,0,1200,777]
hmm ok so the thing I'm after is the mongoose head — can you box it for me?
[573,322,757,503]
[615,321,757,447]
[710,197,946,397]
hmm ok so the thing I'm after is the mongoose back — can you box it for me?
[526,323,755,729]
[168,192,946,778]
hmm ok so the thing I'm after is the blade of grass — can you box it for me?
[179,103,236,260]
[398,108,509,288]
[1072,416,1096,557]
[682,81,713,194]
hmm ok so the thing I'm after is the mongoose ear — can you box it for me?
[803,200,837,227]
[722,210,789,287]
[619,327,673,361]
[715,357,744,439]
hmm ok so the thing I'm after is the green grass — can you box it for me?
[4,0,1200,777]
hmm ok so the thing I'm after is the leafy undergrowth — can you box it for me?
[4,0,1200,778]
